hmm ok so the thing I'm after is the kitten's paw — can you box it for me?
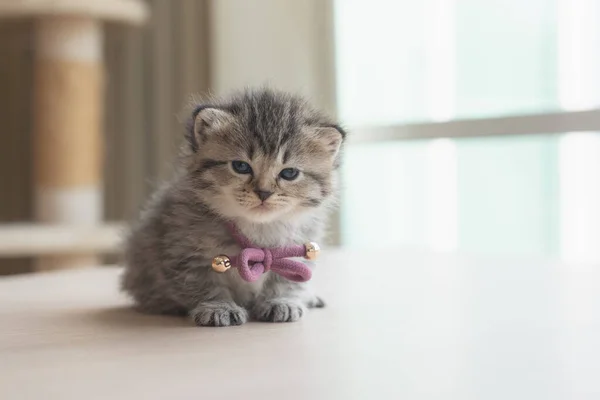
[253,299,306,323]
[307,296,326,309]
[190,301,248,327]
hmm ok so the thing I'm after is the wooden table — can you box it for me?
[1,250,599,399]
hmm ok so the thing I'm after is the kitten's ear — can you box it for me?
[315,125,346,159]
[186,105,234,152]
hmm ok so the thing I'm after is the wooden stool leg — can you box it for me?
[33,17,104,270]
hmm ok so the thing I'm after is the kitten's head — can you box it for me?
[181,88,345,223]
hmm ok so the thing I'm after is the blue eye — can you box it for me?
[279,168,300,181]
[231,161,252,174]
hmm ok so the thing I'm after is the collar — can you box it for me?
[210,222,320,282]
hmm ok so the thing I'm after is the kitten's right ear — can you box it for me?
[186,105,234,152]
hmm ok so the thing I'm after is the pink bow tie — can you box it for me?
[210,224,318,282]
[231,246,311,282]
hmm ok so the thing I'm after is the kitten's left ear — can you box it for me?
[315,124,346,158]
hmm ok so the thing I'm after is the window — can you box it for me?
[335,0,600,263]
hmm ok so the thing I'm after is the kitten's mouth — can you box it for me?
[252,203,273,211]
[249,202,283,215]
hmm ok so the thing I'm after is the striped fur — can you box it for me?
[122,88,345,326]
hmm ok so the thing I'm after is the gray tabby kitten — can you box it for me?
[122,88,345,327]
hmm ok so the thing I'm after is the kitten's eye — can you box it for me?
[231,160,252,174]
[279,168,300,181]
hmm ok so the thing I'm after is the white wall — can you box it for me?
[208,0,336,114]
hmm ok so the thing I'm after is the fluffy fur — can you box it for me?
[122,88,345,327]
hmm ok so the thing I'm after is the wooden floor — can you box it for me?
[1,250,599,399]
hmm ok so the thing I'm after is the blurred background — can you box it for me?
[1,0,599,274]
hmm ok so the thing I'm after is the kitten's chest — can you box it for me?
[217,220,319,305]
[237,221,314,248]
[224,267,266,306]
[217,237,267,305]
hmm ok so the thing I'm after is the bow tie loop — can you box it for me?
[234,246,311,282]
[210,224,320,282]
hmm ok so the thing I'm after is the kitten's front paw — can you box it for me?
[190,301,248,327]
[252,299,306,323]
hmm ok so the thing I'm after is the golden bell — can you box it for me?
[212,255,232,273]
[304,242,320,261]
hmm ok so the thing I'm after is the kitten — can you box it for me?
[121,88,345,327]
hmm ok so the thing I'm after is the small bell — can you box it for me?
[212,255,232,272]
[304,242,320,261]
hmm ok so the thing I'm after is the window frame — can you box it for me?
[348,109,600,144]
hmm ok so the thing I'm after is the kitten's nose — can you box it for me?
[254,190,273,202]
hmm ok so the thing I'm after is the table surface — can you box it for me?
[1,250,599,400]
